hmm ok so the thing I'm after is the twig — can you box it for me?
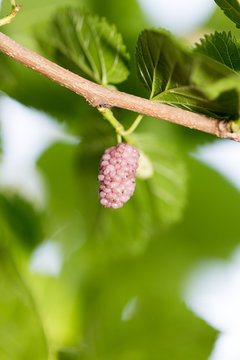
[122,114,144,135]
[0,31,239,141]
[11,0,16,8]
[0,5,21,27]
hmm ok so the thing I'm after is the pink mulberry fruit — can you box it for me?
[98,143,139,209]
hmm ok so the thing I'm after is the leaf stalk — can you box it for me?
[122,114,144,135]
[97,107,134,143]
[0,3,21,27]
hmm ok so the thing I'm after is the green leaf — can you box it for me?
[36,7,130,86]
[214,0,240,28]
[198,75,240,100]
[134,132,187,226]
[193,32,240,117]
[58,348,81,360]
[1,0,85,47]
[195,31,240,72]
[0,246,48,360]
[136,29,238,118]
[136,29,192,99]
[156,87,239,118]
[0,193,44,250]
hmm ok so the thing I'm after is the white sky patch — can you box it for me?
[184,246,240,359]
[29,240,63,277]
[0,96,80,207]
[138,0,215,34]
[209,333,240,360]
[192,140,240,192]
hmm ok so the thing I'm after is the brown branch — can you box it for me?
[0,31,239,141]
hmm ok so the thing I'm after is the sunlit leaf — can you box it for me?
[36,7,130,86]
[1,0,84,46]
[136,29,192,98]
[136,29,239,118]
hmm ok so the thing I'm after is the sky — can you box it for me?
[138,0,216,33]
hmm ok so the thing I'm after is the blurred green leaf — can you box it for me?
[134,132,187,226]
[136,29,238,118]
[0,246,48,360]
[191,51,237,88]
[37,111,187,259]
[195,31,240,72]
[58,348,81,360]
[87,0,150,97]
[0,193,44,250]
[24,271,82,359]
[35,152,240,360]
[88,0,149,45]
[76,125,187,254]
[36,7,129,86]
[1,0,84,46]
[214,0,240,28]
[75,153,240,360]
[198,75,240,102]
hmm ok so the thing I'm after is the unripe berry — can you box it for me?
[137,151,154,179]
[98,143,139,209]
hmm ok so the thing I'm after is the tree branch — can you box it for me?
[0,31,239,141]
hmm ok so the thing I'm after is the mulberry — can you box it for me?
[98,143,139,209]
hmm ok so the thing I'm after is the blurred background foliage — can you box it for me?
[0,0,240,359]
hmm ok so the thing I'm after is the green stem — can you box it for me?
[97,107,134,144]
[117,134,122,143]
[0,3,21,27]
[97,107,124,133]
[122,114,144,135]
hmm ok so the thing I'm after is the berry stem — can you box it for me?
[117,134,122,143]
[0,2,21,27]
[97,106,134,143]
[97,107,124,133]
[122,114,144,135]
